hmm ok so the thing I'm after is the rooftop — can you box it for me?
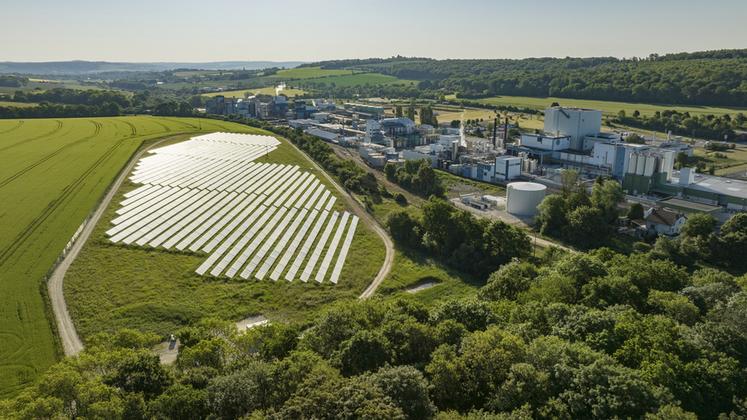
[673,172,747,200]
[646,208,683,227]
[657,197,721,213]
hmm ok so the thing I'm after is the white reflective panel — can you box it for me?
[178,193,253,251]
[330,216,358,284]
[271,209,319,281]
[257,208,309,280]
[300,212,339,282]
[315,212,350,283]
[284,210,330,282]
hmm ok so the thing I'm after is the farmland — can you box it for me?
[0,116,263,397]
[202,86,306,99]
[63,134,385,341]
[297,72,416,88]
[0,101,37,108]
[271,66,355,79]
[457,94,746,117]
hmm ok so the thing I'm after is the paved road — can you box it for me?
[47,135,182,357]
[284,140,395,299]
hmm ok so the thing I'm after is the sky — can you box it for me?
[2,0,746,62]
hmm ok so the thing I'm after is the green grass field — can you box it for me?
[456,94,746,117]
[0,101,37,108]
[298,73,416,88]
[63,135,385,346]
[202,86,306,99]
[272,67,355,79]
[0,116,265,397]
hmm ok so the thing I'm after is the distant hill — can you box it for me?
[0,60,306,75]
[304,49,747,107]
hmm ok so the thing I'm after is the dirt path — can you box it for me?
[47,135,188,357]
[285,141,395,299]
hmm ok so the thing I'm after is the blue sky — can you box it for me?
[2,0,746,62]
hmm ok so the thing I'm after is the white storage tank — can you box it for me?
[506,182,547,216]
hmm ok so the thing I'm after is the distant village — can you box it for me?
[206,92,747,238]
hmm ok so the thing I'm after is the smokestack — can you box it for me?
[492,117,498,149]
[503,116,509,149]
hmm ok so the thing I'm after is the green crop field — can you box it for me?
[63,135,385,343]
[299,73,417,88]
[202,86,306,99]
[456,94,746,117]
[272,66,355,79]
[0,101,37,108]
[0,116,264,397]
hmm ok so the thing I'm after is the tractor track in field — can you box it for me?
[160,117,199,130]
[0,132,122,267]
[0,121,101,190]
[0,120,63,153]
[150,119,173,133]
[119,119,137,136]
[0,120,24,135]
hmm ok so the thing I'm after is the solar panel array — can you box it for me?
[108,133,358,284]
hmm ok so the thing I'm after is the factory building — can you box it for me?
[344,103,385,119]
[495,156,522,181]
[544,107,603,151]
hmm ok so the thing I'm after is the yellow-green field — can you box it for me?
[0,116,263,397]
[203,86,306,99]
[272,67,355,79]
[434,106,544,131]
[0,101,37,108]
[454,94,746,117]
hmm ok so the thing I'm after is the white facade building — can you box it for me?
[495,156,522,181]
[520,133,571,151]
[544,107,603,150]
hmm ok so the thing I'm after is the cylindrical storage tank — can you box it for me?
[506,182,547,217]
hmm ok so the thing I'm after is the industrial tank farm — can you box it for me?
[506,182,547,216]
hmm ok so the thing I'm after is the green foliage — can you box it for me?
[616,110,739,141]
[387,159,445,197]
[365,366,437,419]
[628,202,645,220]
[479,261,538,301]
[536,176,624,248]
[310,51,747,107]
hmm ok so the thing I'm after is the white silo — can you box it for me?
[506,182,547,217]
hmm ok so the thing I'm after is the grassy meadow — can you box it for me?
[272,67,355,79]
[0,101,38,108]
[0,116,263,397]
[297,73,416,88]
[202,86,306,99]
[63,135,385,343]
[455,94,746,117]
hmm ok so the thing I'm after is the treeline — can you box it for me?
[309,49,747,107]
[0,75,28,87]
[536,173,624,249]
[13,88,132,107]
[4,245,747,418]
[0,102,123,118]
[388,197,531,278]
[613,109,746,141]
[384,159,444,197]
[653,212,747,274]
